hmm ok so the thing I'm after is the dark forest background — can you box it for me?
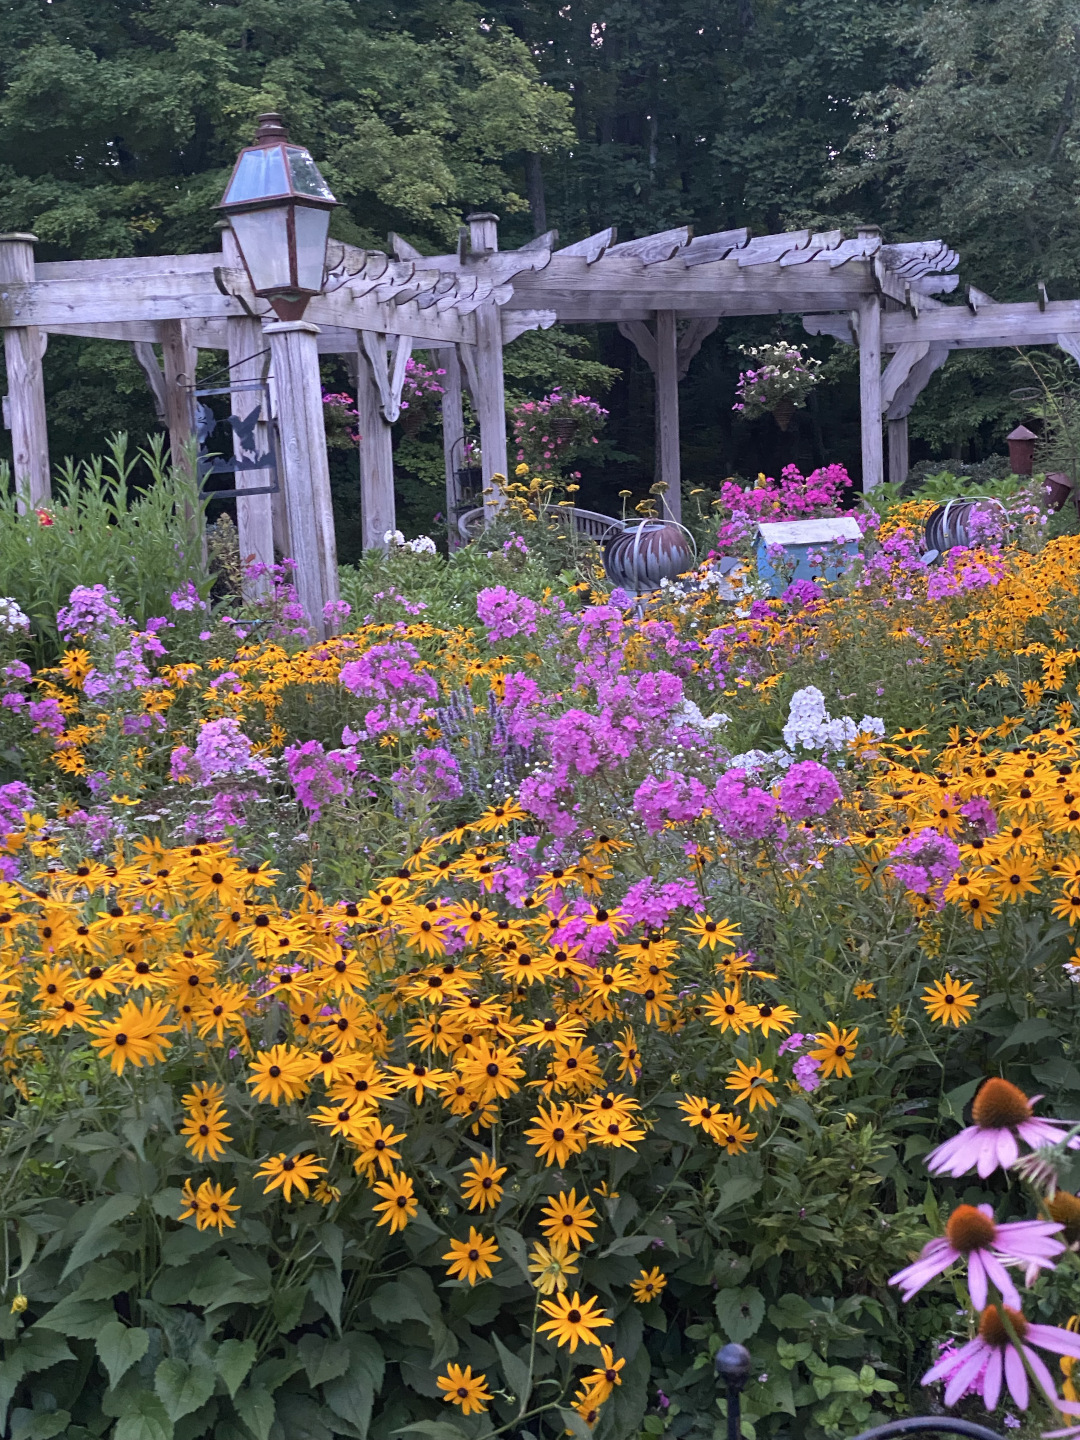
[2,0,1079,550]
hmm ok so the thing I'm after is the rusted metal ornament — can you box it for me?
[603,520,697,594]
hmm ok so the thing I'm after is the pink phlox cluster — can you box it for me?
[715,465,851,550]
[83,626,169,702]
[169,582,208,613]
[793,1055,821,1092]
[499,671,548,749]
[339,642,438,703]
[621,877,701,927]
[399,357,445,410]
[518,771,578,839]
[122,712,163,737]
[633,771,707,834]
[926,552,1004,602]
[0,781,34,831]
[477,586,540,643]
[285,739,358,820]
[711,769,780,841]
[780,578,823,609]
[323,600,352,626]
[57,584,130,640]
[170,717,270,786]
[778,1032,806,1055]
[27,698,66,737]
[960,795,997,835]
[2,662,31,690]
[392,745,463,802]
[779,760,842,821]
[888,828,960,903]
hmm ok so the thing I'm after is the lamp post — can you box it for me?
[218,112,337,321]
[218,113,341,635]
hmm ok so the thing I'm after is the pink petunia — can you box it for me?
[890,1203,1063,1310]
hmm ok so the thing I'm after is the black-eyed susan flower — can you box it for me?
[630,1266,668,1303]
[525,1102,588,1168]
[247,1044,312,1105]
[371,1170,418,1232]
[750,1000,798,1038]
[537,1290,613,1351]
[725,1058,777,1111]
[460,1153,506,1212]
[676,1094,729,1142]
[923,975,979,1026]
[457,1041,525,1103]
[528,1242,580,1295]
[443,1227,500,1285]
[436,1364,492,1415]
[701,986,754,1036]
[180,1106,232,1162]
[255,1152,326,1203]
[714,1113,758,1156]
[582,1346,625,1403]
[683,915,741,950]
[350,1119,406,1178]
[853,981,876,1001]
[538,1189,597,1253]
[90,998,176,1075]
[809,1023,859,1079]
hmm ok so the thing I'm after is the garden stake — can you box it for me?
[715,1342,751,1440]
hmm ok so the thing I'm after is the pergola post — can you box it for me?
[264,320,339,634]
[356,335,396,549]
[857,294,883,491]
[0,233,50,507]
[160,318,197,473]
[654,310,682,524]
[468,213,507,519]
[887,417,909,488]
[225,314,276,594]
[439,346,466,547]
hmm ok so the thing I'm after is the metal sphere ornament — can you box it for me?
[602,520,697,595]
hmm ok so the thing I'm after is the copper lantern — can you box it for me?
[218,113,337,321]
[1006,424,1037,477]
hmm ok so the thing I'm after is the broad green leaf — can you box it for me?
[369,1280,430,1328]
[161,1227,222,1267]
[391,1425,470,1440]
[97,1321,149,1391]
[272,1285,306,1335]
[597,1235,655,1258]
[711,1176,760,1217]
[10,1407,71,1440]
[493,1226,530,1283]
[61,1194,140,1280]
[77,1257,138,1301]
[995,1017,1059,1054]
[559,1409,593,1440]
[34,1295,117,1340]
[297,1335,351,1388]
[109,1388,173,1440]
[15,1223,37,1278]
[715,1285,765,1343]
[215,1340,257,1400]
[18,1330,75,1371]
[155,1358,216,1423]
[274,1393,333,1440]
[309,1269,343,1333]
[233,1385,275,1440]
[0,1354,24,1429]
[322,1335,383,1440]
[492,1336,530,1408]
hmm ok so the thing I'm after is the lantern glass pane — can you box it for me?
[285,147,336,201]
[230,207,292,293]
[224,145,289,204]
[292,203,332,292]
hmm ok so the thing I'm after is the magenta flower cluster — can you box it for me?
[477,587,540,643]
[285,739,358,821]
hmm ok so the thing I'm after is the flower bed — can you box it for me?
[1,466,1080,1440]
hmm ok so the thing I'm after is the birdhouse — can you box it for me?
[1006,425,1038,477]
[756,517,863,597]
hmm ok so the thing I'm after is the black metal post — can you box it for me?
[715,1343,752,1440]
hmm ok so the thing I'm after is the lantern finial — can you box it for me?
[255,113,289,144]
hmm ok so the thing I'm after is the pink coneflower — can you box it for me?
[890,1203,1064,1309]
[926,1078,1074,1178]
[923,1306,1080,1411]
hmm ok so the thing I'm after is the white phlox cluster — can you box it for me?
[781,685,884,754]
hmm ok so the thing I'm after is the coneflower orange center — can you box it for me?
[945,1205,996,1252]
[978,1305,1028,1347]
[972,1077,1032,1129]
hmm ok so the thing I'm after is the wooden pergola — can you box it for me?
[0,210,1070,631]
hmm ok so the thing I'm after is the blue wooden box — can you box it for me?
[755,517,863,597]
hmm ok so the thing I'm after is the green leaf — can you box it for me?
[10,1407,72,1440]
[18,1330,76,1371]
[322,1335,383,1440]
[97,1321,149,1391]
[309,1270,343,1333]
[597,1235,655,1257]
[715,1286,765,1343]
[155,1359,216,1423]
[272,1285,307,1335]
[493,1225,530,1283]
[391,1425,470,1440]
[61,1194,140,1280]
[995,1017,1059,1054]
[15,1222,37,1278]
[369,1280,430,1327]
[161,1227,222,1267]
[0,1354,25,1430]
[215,1341,257,1401]
[34,1295,116,1340]
[558,1409,593,1440]
[297,1335,351,1388]
[77,1257,138,1301]
[234,1386,275,1440]
[492,1335,530,1407]
[711,1177,760,1217]
[111,1388,174,1440]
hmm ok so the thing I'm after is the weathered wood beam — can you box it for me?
[265,321,339,630]
[160,319,197,474]
[655,311,681,524]
[439,347,466,549]
[616,319,657,373]
[356,337,397,552]
[856,296,883,491]
[555,228,617,264]
[468,216,508,521]
[888,418,909,488]
[225,304,276,590]
[886,343,950,421]
[882,301,1080,346]
[502,309,557,343]
[677,317,719,380]
[880,342,930,413]
[0,234,50,506]
[132,342,167,422]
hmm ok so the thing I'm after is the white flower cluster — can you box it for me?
[781,685,884,754]
[0,598,31,634]
[727,747,794,776]
[384,530,437,555]
[672,699,730,732]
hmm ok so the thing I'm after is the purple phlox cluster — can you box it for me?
[633,771,707,834]
[57,584,130,640]
[477,586,540,643]
[503,535,530,558]
[499,671,546,748]
[339,641,439,738]
[780,577,823,609]
[391,745,463,803]
[793,1055,821,1092]
[518,771,579,839]
[2,661,31,690]
[926,552,1004,603]
[888,828,960,904]
[170,717,270,786]
[123,712,164,737]
[83,625,170,703]
[710,769,780,842]
[285,739,358,820]
[170,581,208,613]
[779,760,842,821]
[715,464,851,550]
[27,697,66,737]
[778,1031,806,1056]
[961,795,998,836]
[0,780,34,831]
[243,559,311,638]
[621,877,701,928]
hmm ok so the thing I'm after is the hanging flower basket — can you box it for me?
[395,357,446,438]
[772,397,796,431]
[511,388,609,473]
[733,343,821,423]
